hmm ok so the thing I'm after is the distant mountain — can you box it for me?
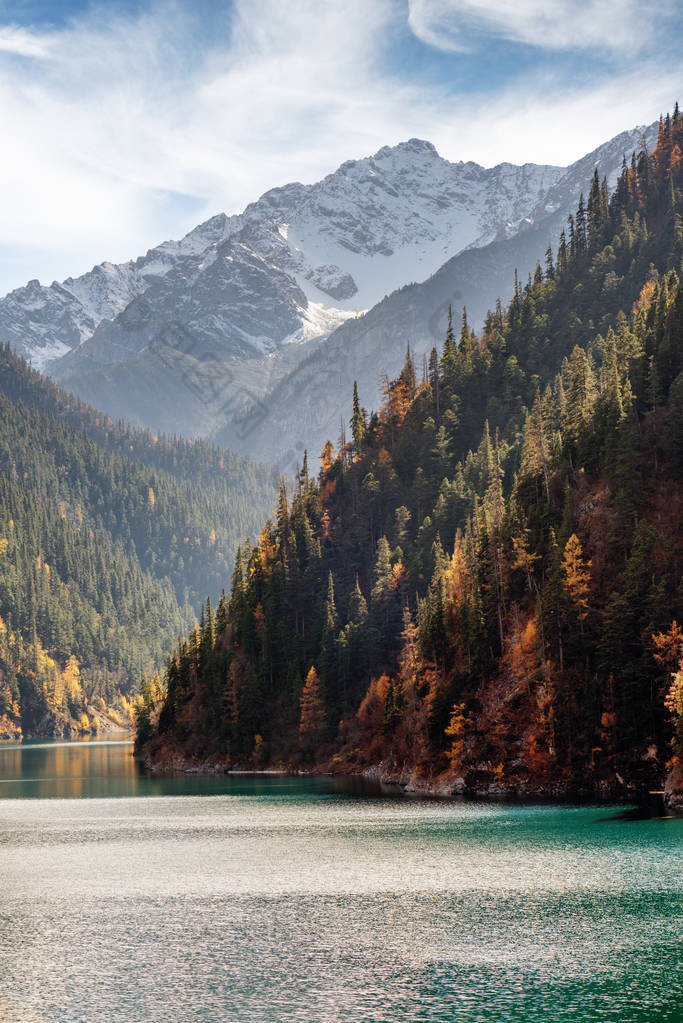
[0,214,235,370]
[44,141,564,440]
[1,123,655,457]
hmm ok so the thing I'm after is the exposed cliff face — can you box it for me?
[664,765,683,812]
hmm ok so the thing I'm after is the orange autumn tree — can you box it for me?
[652,621,683,676]
[562,534,591,629]
[379,347,417,447]
[444,702,468,766]
[652,622,683,761]
[356,674,391,737]
[320,440,334,476]
[299,666,325,745]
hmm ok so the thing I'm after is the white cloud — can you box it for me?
[0,24,50,57]
[407,0,671,53]
[0,0,423,293]
[426,67,680,167]
[0,0,680,296]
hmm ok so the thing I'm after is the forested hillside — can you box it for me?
[142,112,683,799]
[0,349,277,738]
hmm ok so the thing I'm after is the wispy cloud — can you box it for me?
[407,0,672,54]
[426,68,677,167]
[0,0,680,296]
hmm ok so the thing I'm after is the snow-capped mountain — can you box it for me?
[240,140,563,311]
[0,213,234,370]
[1,140,562,371]
[0,120,656,451]
[212,122,659,468]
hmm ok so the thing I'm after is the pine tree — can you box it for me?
[348,577,368,624]
[428,346,440,419]
[587,168,604,250]
[564,346,596,448]
[557,230,568,275]
[323,571,338,639]
[575,193,587,254]
[351,381,366,457]
[441,306,457,378]
[545,245,555,281]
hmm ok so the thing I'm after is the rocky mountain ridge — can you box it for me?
[1,122,656,460]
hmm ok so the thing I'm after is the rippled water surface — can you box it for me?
[0,741,681,1022]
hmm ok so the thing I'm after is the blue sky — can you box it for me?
[1,0,682,295]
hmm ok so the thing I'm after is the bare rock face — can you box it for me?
[664,764,683,813]
[305,265,358,301]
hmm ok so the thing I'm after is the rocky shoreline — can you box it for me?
[141,745,682,811]
[663,763,683,812]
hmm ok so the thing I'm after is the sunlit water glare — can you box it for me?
[0,741,681,1022]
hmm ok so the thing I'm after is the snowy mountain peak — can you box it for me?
[1,121,657,378]
[373,138,440,160]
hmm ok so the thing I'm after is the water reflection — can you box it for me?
[0,739,390,800]
[0,738,138,799]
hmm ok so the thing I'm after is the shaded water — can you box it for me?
[0,741,681,1022]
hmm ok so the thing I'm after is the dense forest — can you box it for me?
[0,348,277,738]
[140,109,683,800]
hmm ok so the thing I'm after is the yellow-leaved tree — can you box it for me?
[62,655,82,706]
[444,702,468,766]
[562,533,591,632]
[665,666,683,733]
[653,622,683,763]
[299,666,325,746]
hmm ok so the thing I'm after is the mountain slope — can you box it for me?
[0,346,277,738]
[139,112,683,802]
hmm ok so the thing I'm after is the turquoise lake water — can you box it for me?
[0,739,681,1022]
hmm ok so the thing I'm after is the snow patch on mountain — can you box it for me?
[281,301,359,348]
